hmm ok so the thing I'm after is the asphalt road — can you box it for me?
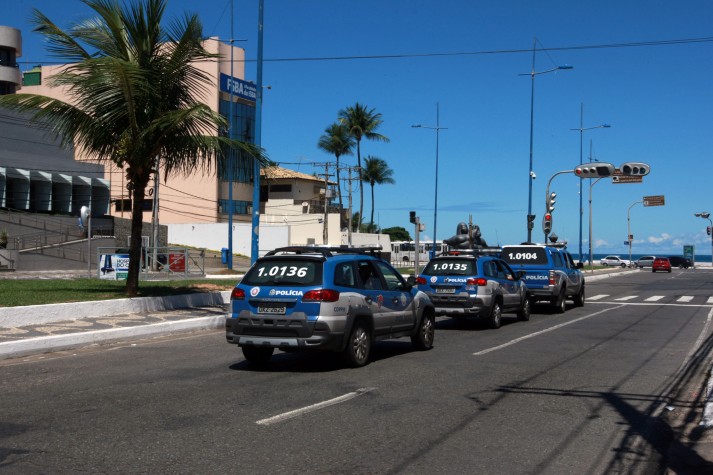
[1,270,712,474]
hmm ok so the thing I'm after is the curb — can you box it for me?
[0,291,232,329]
[0,315,226,359]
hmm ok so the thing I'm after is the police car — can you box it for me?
[226,246,435,367]
[416,250,530,329]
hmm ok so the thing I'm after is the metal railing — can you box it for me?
[96,247,206,279]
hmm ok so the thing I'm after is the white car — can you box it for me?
[600,255,631,268]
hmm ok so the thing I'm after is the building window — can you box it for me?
[218,199,250,215]
[269,184,292,193]
[114,199,152,212]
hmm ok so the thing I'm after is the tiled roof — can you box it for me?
[261,165,336,185]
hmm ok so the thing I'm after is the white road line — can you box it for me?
[708,297,713,304]
[588,294,609,301]
[677,296,694,303]
[615,295,638,301]
[473,306,621,356]
[645,296,665,302]
[256,387,376,426]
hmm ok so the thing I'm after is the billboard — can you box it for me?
[99,253,130,280]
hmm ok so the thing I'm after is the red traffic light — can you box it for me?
[544,214,552,221]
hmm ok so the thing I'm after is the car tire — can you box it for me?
[552,288,566,314]
[343,320,371,367]
[242,346,274,364]
[488,300,502,329]
[620,263,626,268]
[516,295,531,321]
[652,269,656,273]
[411,311,435,350]
[573,285,585,307]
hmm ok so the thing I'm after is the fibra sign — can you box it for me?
[220,73,257,102]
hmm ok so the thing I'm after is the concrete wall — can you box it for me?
[168,222,289,256]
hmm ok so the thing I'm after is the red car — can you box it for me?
[652,257,672,273]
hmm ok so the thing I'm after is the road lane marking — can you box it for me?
[473,306,621,356]
[256,387,376,426]
[588,294,609,301]
[615,295,638,301]
[708,297,713,304]
[645,296,665,302]
[677,296,694,303]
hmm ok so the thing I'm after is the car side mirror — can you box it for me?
[516,270,527,280]
[576,262,584,269]
[406,275,416,286]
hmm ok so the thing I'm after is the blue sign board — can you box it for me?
[220,73,257,102]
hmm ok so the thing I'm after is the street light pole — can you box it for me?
[588,177,603,271]
[628,201,642,265]
[412,103,447,258]
[694,212,713,266]
[520,38,573,243]
[570,104,610,263]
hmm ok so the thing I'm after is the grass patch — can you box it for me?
[0,279,239,308]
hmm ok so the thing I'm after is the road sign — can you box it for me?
[612,174,643,184]
[643,195,665,207]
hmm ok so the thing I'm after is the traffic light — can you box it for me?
[708,226,711,236]
[527,214,535,230]
[619,162,650,176]
[574,162,616,178]
[409,211,416,224]
[543,213,552,234]
[546,192,556,213]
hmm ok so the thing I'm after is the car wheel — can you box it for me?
[343,320,371,367]
[411,311,435,350]
[573,285,585,307]
[488,300,502,329]
[620,263,626,268]
[517,295,531,321]
[652,269,656,273]
[552,288,566,314]
[242,346,274,364]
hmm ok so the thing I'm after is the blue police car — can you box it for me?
[226,246,435,367]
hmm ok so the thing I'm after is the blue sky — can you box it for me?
[5,0,713,258]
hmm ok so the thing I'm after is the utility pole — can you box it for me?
[150,159,160,271]
[316,162,332,245]
[345,166,357,246]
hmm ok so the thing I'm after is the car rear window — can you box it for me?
[423,258,475,275]
[242,258,322,286]
[501,247,549,265]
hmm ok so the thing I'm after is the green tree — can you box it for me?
[337,103,389,228]
[317,122,353,223]
[361,156,395,231]
[0,0,265,296]
[381,226,411,242]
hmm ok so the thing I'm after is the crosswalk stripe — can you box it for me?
[615,296,638,301]
[677,296,694,303]
[588,294,609,301]
[645,296,665,302]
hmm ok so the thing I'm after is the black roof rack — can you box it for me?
[265,245,383,258]
[436,247,502,257]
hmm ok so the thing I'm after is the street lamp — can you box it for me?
[412,103,447,259]
[520,37,573,243]
[694,212,713,266]
[571,103,610,263]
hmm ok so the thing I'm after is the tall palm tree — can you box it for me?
[0,0,265,296]
[337,103,389,228]
[361,156,395,231]
[317,122,353,223]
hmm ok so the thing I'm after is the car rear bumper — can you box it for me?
[225,315,345,351]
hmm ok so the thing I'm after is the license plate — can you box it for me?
[435,287,456,294]
[257,305,286,315]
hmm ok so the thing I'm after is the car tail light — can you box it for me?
[231,288,245,300]
[467,278,487,286]
[548,270,556,286]
[303,289,340,302]
[416,277,427,285]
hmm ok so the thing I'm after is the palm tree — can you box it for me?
[317,122,353,224]
[0,0,265,296]
[361,156,395,231]
[337,103,389,228]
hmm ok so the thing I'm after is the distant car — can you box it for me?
[633,256,656,268]
[599,255,631,268]
[667,256,694,269]
[652,257,672,273]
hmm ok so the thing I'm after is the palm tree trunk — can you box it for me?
[126,180,148,296]
[370,182,375,230]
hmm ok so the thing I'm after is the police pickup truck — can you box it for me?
[500,243,584,313]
